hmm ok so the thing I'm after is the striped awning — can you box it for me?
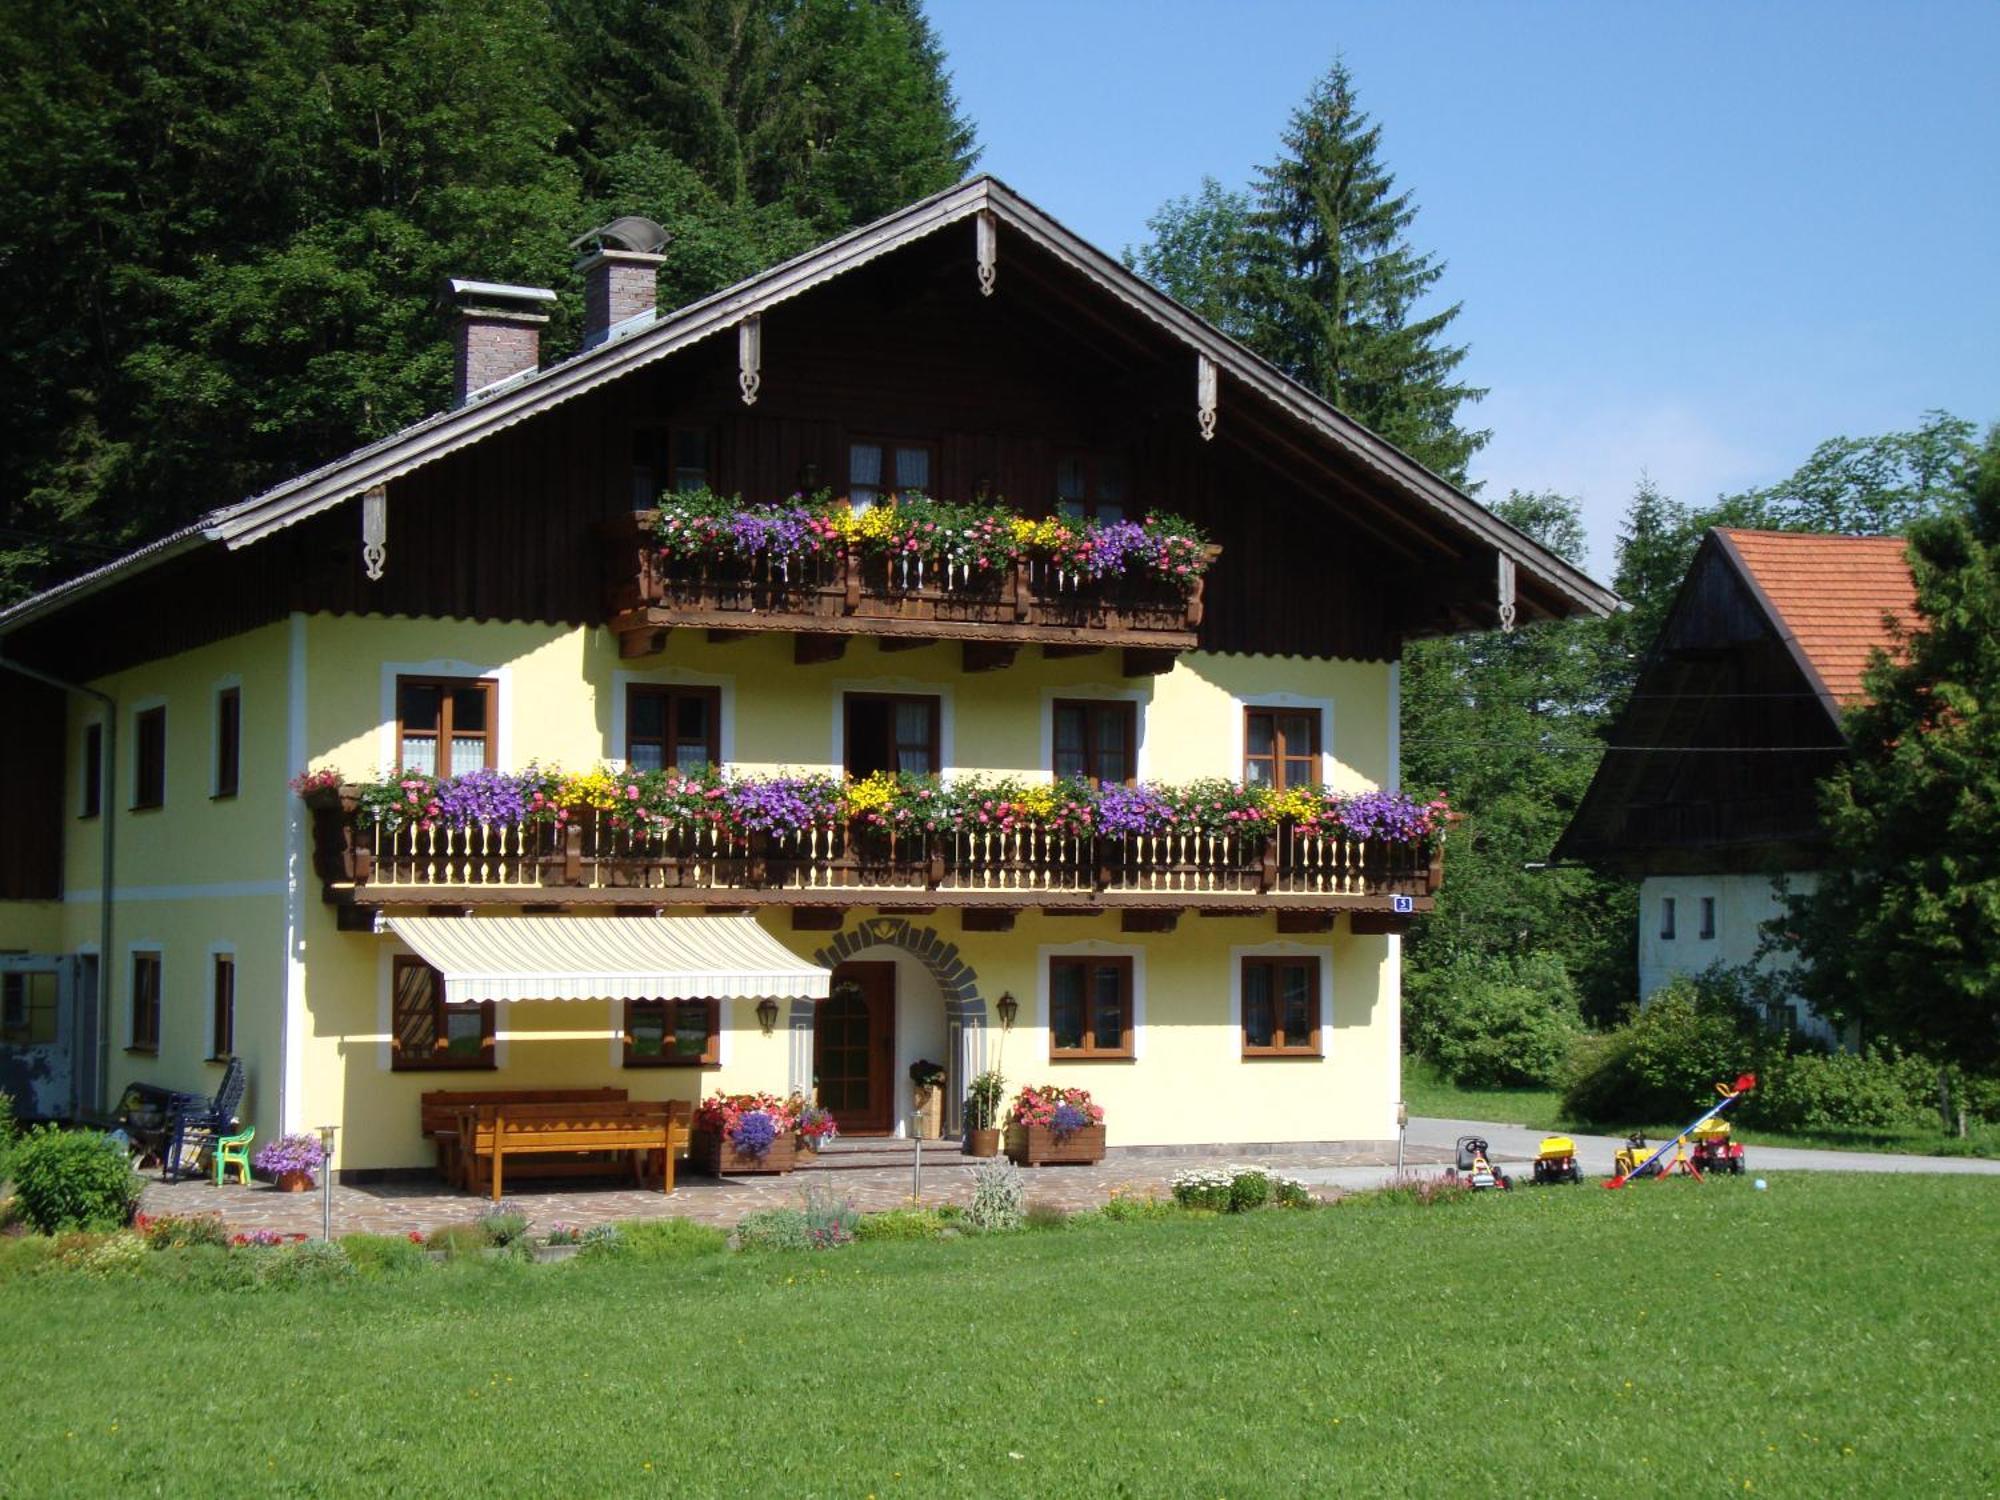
[383,914,832,1006]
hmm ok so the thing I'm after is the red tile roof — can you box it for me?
[1718,529,1918,704]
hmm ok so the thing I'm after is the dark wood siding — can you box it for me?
[0,677,64,900]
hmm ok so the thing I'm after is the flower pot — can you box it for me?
[532,1243,582,1264]
[1005,1122,1106,1167]
[965,1128,1001,1158]
[691,1127,796,1177]
[274,1170,316,1192]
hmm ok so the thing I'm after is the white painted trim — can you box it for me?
[1038,684,1151,782]
[1387,661,1401,793]
[610,667,737,769]
[282,614,309,1132]
[127,693,167,808]
[830,676,955,778]
[376,658,512,775]
[208,672,243,798]
[1234,692,1338,786]
[65,880,287,905]
[1034,940,1148,1060]
[1227,940,1334,1059]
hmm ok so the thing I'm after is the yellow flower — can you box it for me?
[1014,784,1057,819]
[844,771,898,814]
[559,767,621,812]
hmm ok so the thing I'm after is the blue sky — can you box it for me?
[926,1,2000,578]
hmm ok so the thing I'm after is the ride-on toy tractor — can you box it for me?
[1606,1074,1758,1188]
[1612,1133,1665,1180]
[1531,1135,1584,1184]
[1448,1135,1511,1190]
[1689,1119,1746,1175]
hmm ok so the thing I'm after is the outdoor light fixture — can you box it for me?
[756,997,780,1035]
[996,991,1018,1031]
[317,1124,338,1243]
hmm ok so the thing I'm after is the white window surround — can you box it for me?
[128,693,167,807]
[376,660,511,774]
[126,943,163,1047]
[609,667,737,770]
[376,941,511,1071]
[603,997,736,1068]
[830,675,956,777]
[1233,691,1337,785]
[1033,940,1148,1060]
[1228,941,1334,1059]
[1038,685,1151,782]
[208,674,243,797]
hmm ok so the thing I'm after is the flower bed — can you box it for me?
[1170,1165,1315,1212]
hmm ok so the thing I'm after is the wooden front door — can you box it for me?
[815,962,896,1135]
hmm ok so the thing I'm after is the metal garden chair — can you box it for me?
[162,1057,247,1182]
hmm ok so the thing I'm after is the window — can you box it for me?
[1,972,58,1046]
[848,439,934,512]
[631,427,710,508]
[1241,957,1321,1056]
[1660,897,1677,941]
[133,706,166,809]
[626,684,720,772]
[130,951,162,1054]
[210,954,235,1059]
[1699,897,1717,941]
[1048,956,1134,1059]
[1055,453,1129,524]
[844,693,940,777]
[1052,699,1137,785]
[623,999,720,1067]
[390,957,495,1071]
[1763,1001,1799,1034]
[81,723,102,819]
[396,677,494,776]
[214,687,241,799]
[1244,707,1319,791]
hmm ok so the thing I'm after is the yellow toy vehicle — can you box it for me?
[1531,1134,1583,1184]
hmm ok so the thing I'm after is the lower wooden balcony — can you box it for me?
[311,808,1440,928]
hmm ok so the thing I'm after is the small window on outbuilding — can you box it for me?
[1699,897,1717,941]
[1660,897,1677,941]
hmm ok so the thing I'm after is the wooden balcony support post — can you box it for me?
[1257,840,1279,895]
[794,633,848,666]
[961,909,1016,933]
[962,641,1018,673]
[878,637,936,653]
[1121,910,1178,934]
[562,824,584,886]
[792,907,843,931]
[1122,647,1179,677]
[1275,911,1334,934]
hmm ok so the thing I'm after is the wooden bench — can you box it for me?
[420,1087,627,1185]
[457,1099,692,1201]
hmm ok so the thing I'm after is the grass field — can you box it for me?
[1399,1059,1999,1157]
[2,1175,1995,1497]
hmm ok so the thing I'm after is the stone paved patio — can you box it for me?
[139,1141,1450,1237]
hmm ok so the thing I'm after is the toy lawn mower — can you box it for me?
[1530,1134,1584,1184]
[1448,1135,1511,1191]
[1689,1118,1746,1175]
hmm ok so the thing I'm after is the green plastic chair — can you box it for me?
[214,1125,255,1186]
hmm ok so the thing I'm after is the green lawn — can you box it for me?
[1400,1059,1998,1157]
[3,1176,1997,1496]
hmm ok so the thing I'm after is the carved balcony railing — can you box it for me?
[601,514,1219,663]
[310,802,1441,914]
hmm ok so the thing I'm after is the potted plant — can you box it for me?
[795,1100,838,1162]
[254,1133,327,1192]
[692,1092,800,1176]
[1005,1085,1106,1167]
[963,1070,1005,1157]
[909,1059,947,1140]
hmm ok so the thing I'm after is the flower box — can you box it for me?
[1004,1123,1105,1167]
[691,1127,796,1177]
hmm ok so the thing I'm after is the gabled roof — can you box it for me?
[1714,529,1917,713]
[0,174,1616,636]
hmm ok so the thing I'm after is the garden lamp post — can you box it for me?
[1395,1100,1408,1177]
[318,1124,338,1242]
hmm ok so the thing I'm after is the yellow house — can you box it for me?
[0,178,1613,1174]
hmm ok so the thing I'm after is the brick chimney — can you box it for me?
[579,249,667,350]
[447,279,556,407]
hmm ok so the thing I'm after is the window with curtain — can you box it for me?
[1052,699,1137,785]
[397,678,494,776]
[390,957,495,1071]
[1243,707,1319,791]
[623,999,720,1066]
[1241,957,1321,1056]
[1055,453,1129,523]
[849,440,934,512]
[626,685,721,772]
[129,951,162,1053]
[1048,956,1134,1059]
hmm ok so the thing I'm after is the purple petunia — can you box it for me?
[728,1110,780,1159]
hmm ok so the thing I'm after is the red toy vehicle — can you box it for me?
[1688,1119,1746,1176]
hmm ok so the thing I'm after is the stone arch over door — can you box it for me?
[788,916,989,1135]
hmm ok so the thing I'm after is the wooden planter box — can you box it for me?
[1004,1122,1105,1167]
[691,1127,796,1177]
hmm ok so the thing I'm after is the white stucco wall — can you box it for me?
[1637,871,1843,1046]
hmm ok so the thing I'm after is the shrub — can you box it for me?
[615,1218,728,1261]
[1749,1049,1937,1133]
[1561,974,1770,1125]
[425,1223,491,1260]
[1408,953,1583,1088]
[854,1207,959,1241]
[1170,1165,1299,1213]
[735,1207,812,1251]
[577,1223,627,1260]
[963,1157,1026,1233]
[475,1201,531,1247]
[1228,1170,1272,1213]
[340,1233,430,1278]
[1271,1176,1316,1209]
[258,1239,355,1288]
[1024,1203,1071,1231]
[1170,1168,1232,1213]
[138,1212,229,1251]
[10,1127,141,1233]
[0,1088,16,1182]
[1097,1190,1177,1223]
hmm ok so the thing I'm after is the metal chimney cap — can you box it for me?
[445,278,559,308]
[569,215,670,256]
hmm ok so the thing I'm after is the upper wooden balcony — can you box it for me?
[601,512,1220,672]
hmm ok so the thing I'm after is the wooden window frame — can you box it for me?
[129,950,162,1055]
[842,692,942,778]
[213,687,241,800]
[624,684,722,773]
[1240,956,1323,1058]
[210,953,235,1061]
[81,722,103,820]
[1699,896,1717,941]
[1051,698,1138,786]
[1053,451,1131,524]
[1243,706,1320,792]
[1660,896,1677,941]
[631,425,712,509]
[395,676,496,776]
[621,998,721,1068]
[132,705,167,810]
[389,956,496,1072]
[1047,955,1136,1061]
[847,436,938,509]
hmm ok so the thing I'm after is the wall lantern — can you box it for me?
[996,991,1019,1032]
[756,997,780,1035]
